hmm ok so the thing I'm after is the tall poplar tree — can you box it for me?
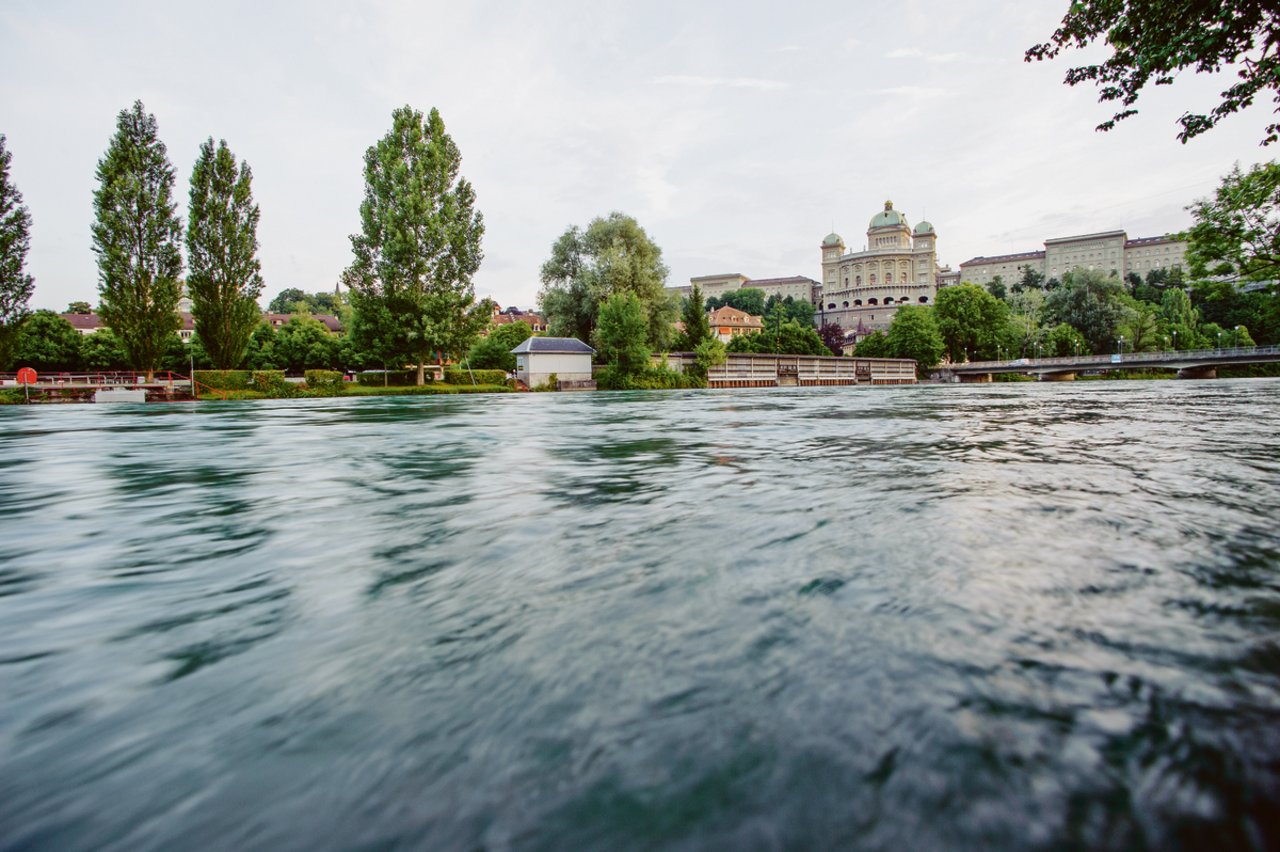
[345,106,486,385]
[0,135,34,370]
[187,138,264,369]
[92,101,183,379]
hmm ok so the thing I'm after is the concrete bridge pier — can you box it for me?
[1039,371,1076,382]
[957,372,992,383]
[1177,366,1217,380]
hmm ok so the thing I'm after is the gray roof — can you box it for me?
[510,336,596,355]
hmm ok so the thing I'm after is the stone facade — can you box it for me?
[675,273,821,305]
[817,201,945,333]
[958,230,1188,287]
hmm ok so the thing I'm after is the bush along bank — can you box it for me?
[190,369,513,400]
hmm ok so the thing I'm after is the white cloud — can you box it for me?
[652,75,789,92]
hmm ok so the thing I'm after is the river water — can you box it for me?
[1,381,1278,850]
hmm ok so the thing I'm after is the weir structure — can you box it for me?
[661,352,917,387]
[942,345,1280,383]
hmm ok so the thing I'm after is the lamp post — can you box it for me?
[1217,331,1222,351]
[1117,335,1124,356]
[1235,325,1244,348]
[1172,329,1177,351]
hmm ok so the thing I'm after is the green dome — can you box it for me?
[822,232,843,247]
[869,200,907,230]
[913,220,935,235]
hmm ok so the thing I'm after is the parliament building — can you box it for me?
[818,201,953,334]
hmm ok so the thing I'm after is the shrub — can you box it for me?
[357,370,416,386]
[0,389,25,405]
[533,372,558,392]
[596,365,700,390]
[304,369,344,395]
[193,370,253,391]
[251,370,302,397]
[444,368,507,385]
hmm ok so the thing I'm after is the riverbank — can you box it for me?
[198,382,512,401]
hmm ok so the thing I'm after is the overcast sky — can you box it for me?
[2,0,1274,313]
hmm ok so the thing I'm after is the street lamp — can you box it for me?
[1172,329,1177,351]
[1217,331,1222,350]
[1235,325,1244,348]
[1117,335,1124,356]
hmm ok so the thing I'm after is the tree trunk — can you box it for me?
[416,362,425,386]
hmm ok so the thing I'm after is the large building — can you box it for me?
[674,273,821,305]
[958,230,1188,287]
[817,200,948,333]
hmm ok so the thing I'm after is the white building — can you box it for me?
[818,200,946,333]
[958,230,1188,287]
[512,337,595,388]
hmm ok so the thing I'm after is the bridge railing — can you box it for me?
[0,370,191,386]
[958,344,1280,371]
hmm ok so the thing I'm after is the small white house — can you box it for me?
[511,337,595,388]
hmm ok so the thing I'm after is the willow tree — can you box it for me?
[0,135,34,369]
[346,106,487,385]
[187,138,264,369]
[92,101,183,379]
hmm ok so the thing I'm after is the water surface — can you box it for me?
[1,381,1279,850]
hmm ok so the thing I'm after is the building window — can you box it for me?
[842,301,849,308]
[868,298,878,305]
[856,275,861,285]
[919,296,928,303]
[870,275,877,285]
[854,299,862,306]
[827,303,836,310]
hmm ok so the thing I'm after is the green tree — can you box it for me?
[13,311,82,372]
[274,316,340,372]
[81,328,129,371]
[245,321,280,370]
[1045,322,1088,358]
[66,301,92,314]
[538,212,677,350]
[1119,301,1160,351]
[1026,1,1280,145]
[0,135,35,370]
[853,331,891,358]
[764,294,814,326]
[345,106,487,385]
[1006,288,1047,357]
[92,101,183,379]
[707,287,767,316]
[187,138,264,369]
[692,336,727,381]
[886,305,944,370]
[1042,269,1129,354]
[268,288,307,314]
[987,275,1007,301]
[1014,265,1044,294]
[934,282,1010,362]
[679,283,712,350]
[465,320,532,372]
[1185,161,1280,283]
[595,291,650,376]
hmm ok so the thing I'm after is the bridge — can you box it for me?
[943,345,1280,382]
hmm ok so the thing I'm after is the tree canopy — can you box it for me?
[187,138,264,369]
[92,101,183,379]
[934,283,1010,361]
[1185,160,1280,283]
[538,212,676,350]
[1041,269,1130,354]
[885,306,945,371]
[706,287,766,316]
[0,135,34,370]
[678,283,712,351]
[345,106,487,384]
[1027,1,1280,146]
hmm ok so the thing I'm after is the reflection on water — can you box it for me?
[1,381,1279,849]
